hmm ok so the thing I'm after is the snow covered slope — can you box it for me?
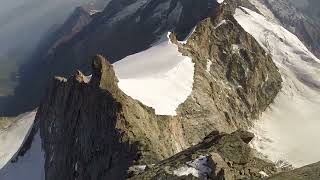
[114,33,194,116]
[0,131,44,180]
[0,111,44,180]
[235,7,320,167]
[0,111,36,168]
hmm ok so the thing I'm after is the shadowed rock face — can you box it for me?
[38,55,140,180]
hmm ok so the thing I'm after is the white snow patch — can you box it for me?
[235,7,320,167]
[214,20,227,29]
[0,131,45,180]
[206,59,212,73]
[173,155,212,178]
[133,165,147,171]
[113,33,195,116]
[259,171,269,178]
[216,0,224,4]
[231,44,241,54]
[0,111,36,168]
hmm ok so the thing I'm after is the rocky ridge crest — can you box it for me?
[35,1,282,179]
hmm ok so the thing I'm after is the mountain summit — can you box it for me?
[0,0,320,179]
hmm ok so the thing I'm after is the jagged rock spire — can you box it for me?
[90,54,119,94]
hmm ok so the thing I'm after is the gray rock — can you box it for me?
[129,130,277,180]
[268,162,320,180]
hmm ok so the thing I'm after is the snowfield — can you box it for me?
[0,111,44,180]
[114,33,195,116]
[235,7,320,167]
[0,111,36,168]
[0,131,45,180]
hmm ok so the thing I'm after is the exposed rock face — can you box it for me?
[35,1,282,179]
[38,55,188,179]
[268,162,320,180]
[38,55,141,179]
[174,0,282,140]
[129,130,277,179]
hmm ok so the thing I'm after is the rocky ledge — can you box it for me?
[129,130,277,179]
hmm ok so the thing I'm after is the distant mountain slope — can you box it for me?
[0,0,94,54]
[2,0,218,116]
[262,0,320,58]
[0,0,110,114]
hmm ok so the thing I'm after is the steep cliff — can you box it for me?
[130,130,277,179]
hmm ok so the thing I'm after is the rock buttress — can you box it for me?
[174,0,282,145]
[38,55,191,179]
[38,55,136,180]
[129,130,277,179]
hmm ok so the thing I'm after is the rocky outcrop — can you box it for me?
[38,55,190,179]
[174,0,282,140]
[39,55,145,179]
[129,130,277,179]
[268,162,320,180]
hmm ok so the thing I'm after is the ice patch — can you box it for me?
[173,155,212,178]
